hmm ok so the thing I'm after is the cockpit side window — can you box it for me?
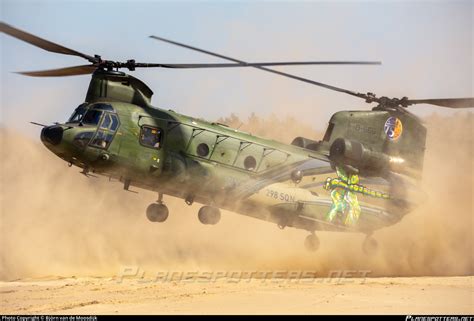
[110,115,119,131]
[140,126,162,149]
[100,114,112,129]
[99,113,119,130]
[89,112,120,150]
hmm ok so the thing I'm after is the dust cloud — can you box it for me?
[0,112,472,280]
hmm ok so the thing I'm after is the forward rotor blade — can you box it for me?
[406,98,474,108]
[139,61,381,68]
[16,64,97,77]
[0,22,97,63]
[149,35,371,100]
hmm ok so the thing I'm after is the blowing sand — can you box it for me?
[0,112,472,314]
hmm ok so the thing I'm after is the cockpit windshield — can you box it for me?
[67,103,114,126]
[67,104,87,123]
[82,109,103,125]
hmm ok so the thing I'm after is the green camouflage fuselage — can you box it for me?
[40,71,422,234]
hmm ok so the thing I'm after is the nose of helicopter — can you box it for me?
[40,125,64,146]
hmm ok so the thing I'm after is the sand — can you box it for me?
[1,276,472,314]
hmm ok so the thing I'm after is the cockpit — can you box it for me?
[64,103,120,150]
[67,103,117,126]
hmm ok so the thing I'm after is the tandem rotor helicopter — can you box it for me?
[2,22,473,254]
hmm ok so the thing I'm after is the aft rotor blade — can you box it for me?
[0,22,97,63]
[16,64,97,77]
[139,61,381,68]
[406,98,474,108]
[149,35,371,100]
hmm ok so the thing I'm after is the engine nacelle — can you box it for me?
[329,138,394,175]
[291,137,320,151]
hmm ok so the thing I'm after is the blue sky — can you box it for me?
[1,0,472,137]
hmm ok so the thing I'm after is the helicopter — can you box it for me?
[2,22,473,254]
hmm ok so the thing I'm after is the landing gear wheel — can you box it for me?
[198,206,221,225]
[362,235,378,256]
[146,203,169,222]
[304,233,320,252]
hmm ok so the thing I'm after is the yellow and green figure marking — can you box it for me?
[324,167,390,226]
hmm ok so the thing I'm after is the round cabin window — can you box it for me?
[197,143,210,157]
[244,155,257,171]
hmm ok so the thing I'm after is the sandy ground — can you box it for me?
[1,276,472,314]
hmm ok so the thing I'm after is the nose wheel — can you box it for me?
[304,233,320,252]
[146,193,169,222]
[198,206,221,225]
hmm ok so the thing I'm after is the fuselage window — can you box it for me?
[140,126,162,149]
[244,155,257,171]
[196,143,210,157]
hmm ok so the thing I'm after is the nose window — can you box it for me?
[91,131,114,149]
[73,132,94,148]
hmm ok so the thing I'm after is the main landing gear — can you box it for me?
[302,232,378,254]
[145,193,222,225]
[146,193,169,223]
[304,233,320,252]
[198,206,221,225]
[362,234,378,256]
